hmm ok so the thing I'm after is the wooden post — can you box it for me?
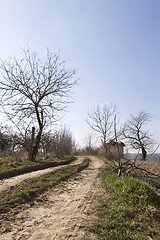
[29,127,35,161]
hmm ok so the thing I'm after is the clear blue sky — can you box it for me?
[0,0,159,148]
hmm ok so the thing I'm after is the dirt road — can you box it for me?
[0,157,84,193]
[1,157,106,240]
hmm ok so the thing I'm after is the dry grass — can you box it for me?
[128,159,160,175]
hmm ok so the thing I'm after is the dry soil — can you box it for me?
[0,157,106,240]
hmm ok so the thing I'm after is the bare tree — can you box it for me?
[0,125,19,152]
[84,131,95,149]
[41,127,76,157]
[87,106,160,186]
[123,111,153,160]
[0,48,77,161]
[53,127,76,157]
[0,126,12,151]
[87,104,117,157]
[40,131,53,155]
[83,131,99,155]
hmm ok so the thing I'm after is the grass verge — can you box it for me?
[90,169,160,240]
[0,158,89,212]
[0,155,74,173]
[0,155,75,180]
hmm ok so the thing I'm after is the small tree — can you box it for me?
[0,125,19,152]
[123,111,153,160]
[0,49,77,161]
[87,104,117,157]
[0,128,11,151]
[41,127,76,157]
[87,104,126,176]
[84,131,95,149]
[53,127,76,157]
[83,131,98,155]
[40,131,53,155]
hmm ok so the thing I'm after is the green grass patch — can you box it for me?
[0,158,89,211]
[10,189,37,203]
[91,169,160,240]
[0,164,15,173]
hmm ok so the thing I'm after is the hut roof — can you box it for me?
[107,140,125,147]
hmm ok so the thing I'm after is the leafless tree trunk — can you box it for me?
[28,127,35,161]
[114,115,122,176]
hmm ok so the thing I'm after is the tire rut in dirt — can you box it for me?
[0,157,105,240]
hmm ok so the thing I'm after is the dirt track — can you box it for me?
[0,157,106,240]
[0,157,84,193]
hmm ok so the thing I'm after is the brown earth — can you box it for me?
[0,157,106,240]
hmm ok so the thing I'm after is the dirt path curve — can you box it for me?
[1,157,106,240]
[0,157,84,193]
